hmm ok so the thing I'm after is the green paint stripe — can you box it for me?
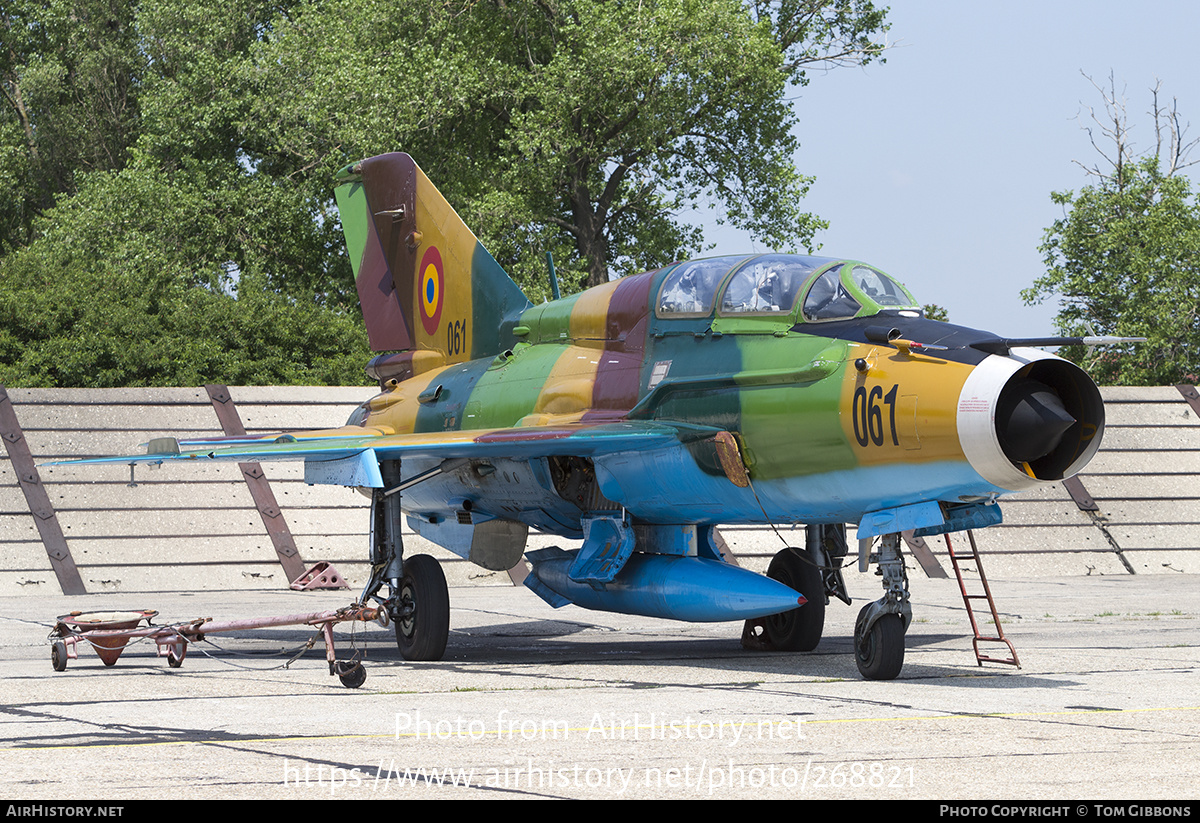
[465,343,571,429]
[334,182,369,283]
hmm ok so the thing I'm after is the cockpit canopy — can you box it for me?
[656,254,918,322]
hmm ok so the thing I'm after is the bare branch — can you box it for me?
[1150,80,1199,175]
[1074,71,1198,184]
[1072,71,1135,185]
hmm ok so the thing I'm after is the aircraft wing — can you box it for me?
[45,420,712,488]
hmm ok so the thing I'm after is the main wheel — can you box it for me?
[854,605,904,680]
[51,640,68,672]
[394,554,450,661]
[764,548,825,651]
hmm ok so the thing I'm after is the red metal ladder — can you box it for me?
[943,531,1020,668]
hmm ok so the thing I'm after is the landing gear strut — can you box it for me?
[360,460,451,661]
[853,532,910,680]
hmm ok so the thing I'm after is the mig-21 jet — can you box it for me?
[54,153,1109,680]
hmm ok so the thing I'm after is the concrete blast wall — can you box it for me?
[2,385,1197,596]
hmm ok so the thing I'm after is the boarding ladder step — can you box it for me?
[943,530,1020,668]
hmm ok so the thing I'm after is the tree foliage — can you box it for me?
[922,303,948,323]
[0,0,142,253]
[0,0,369,387]
[247,0,889,291]
[1024,77,1200,385]
[0,0,889,387]
[0,165,369,386]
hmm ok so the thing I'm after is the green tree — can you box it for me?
[1024,77,1200,385]
[0,0,889,387]
[245,0,889,291]
[922,303,948,323]
[0,0,371,388]
[0,0,143,253]
[0,165,371,387]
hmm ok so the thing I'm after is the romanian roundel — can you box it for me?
[418,246,444,336]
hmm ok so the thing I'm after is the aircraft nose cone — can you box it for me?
[996,378,1076,463]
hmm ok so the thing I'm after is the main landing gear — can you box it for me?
[744,524,850,653]
[394,554,450,661]
[760,547,825,651]
[360,460,451,661]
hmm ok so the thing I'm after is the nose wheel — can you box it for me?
[854,606,904,680]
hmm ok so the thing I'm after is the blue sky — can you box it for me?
[703,1,1200,338]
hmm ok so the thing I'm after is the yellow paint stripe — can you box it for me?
[9,705,1196,751]
[375,368,448,434]
[413,166,474,360]
[533,345,601,416]
[801,703,1200,725]
[839,344,971,467]
[570,278,620,341]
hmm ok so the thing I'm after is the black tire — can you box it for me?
[51,640,67,672]
[395,554,450,661]
[854,605,904,680]
[335,660,367,689]
[167,647,185,668]
[764,548,825,651]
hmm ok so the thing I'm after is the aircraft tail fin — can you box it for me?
[334,153,531,368]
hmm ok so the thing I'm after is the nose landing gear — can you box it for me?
[853,532,910,680]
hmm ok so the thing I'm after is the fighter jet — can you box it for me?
[54,153,1108,680]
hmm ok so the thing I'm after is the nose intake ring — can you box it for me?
[957,349,1105,491]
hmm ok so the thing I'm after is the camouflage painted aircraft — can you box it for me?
[59,153,1110,680]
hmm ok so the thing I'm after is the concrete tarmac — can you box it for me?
[1,571,1197,800]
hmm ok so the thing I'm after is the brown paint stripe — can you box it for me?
[590,271,655,414]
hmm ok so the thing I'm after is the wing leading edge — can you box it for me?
[46,421,707,488]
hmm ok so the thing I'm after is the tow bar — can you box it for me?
[48,603,390,688]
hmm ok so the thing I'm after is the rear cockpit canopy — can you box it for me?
[658,256,745,315]
[655,254,919,323]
